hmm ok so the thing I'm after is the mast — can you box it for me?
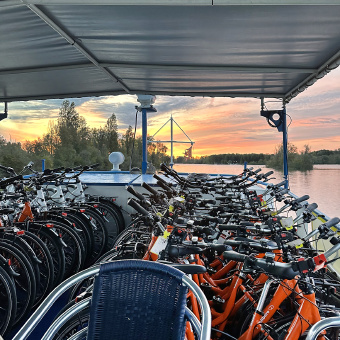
[150,115,194,168]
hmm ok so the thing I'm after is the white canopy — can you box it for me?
[1,1,340,103]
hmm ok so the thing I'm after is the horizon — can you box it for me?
[0,67,339,158]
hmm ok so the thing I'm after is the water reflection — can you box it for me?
[173,163,340,218]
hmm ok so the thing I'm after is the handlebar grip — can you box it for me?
[253,168,262,174]
[127,198,150,217]
[157,180,173,193]
[126,185,146,201]
[0,175,23,187]
[323,217,340,229]
[218,224,239,231]
[202,199,216,205]
[160,163,170,173]
[293,194,310,204]
[251,258,300,280]
[223,251,246,262]
[305,203,318,213]
[168,245,203,257]
[210,244,231,253]
[142,182,159,197]
[153,174,168,184]
[262,170,274,178]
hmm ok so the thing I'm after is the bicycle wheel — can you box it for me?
[98,197,125,230]
[64,212,94,264]
[27,223,66,286]
[40,214,87,269]
[92,202,122,251]
[0,241,36,325]
[51,307,90,340]
[2,233,41,295]
[113,224,151,249]
[43,220,84,278]
[80,208,108,266]
[0,259,17,337]
[22,231,55,306]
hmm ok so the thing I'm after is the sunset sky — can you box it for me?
[0,67,340,158]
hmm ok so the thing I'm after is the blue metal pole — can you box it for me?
[142,108,148,174]
[282,106,289,189]
[41,159,45,171]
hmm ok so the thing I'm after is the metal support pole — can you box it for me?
[0,102,8,121]
[41,159,45,171]
[170,115,174,168]
[282,104,289,189]
[142,108,148,174]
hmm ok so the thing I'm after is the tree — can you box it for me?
[266,143,313,171]
[105,113,119,152]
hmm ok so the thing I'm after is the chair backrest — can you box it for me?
[87,260,188,340]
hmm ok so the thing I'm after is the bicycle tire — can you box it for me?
[80,208,108,266]
[22,231,55,307]
[51,307,90,340]
[2,233,41,295]
[44,220,84,278]
[98,197,125,229]
[41,214,87,269]
[91,202,122,251]
[27,223,66,286]
[0,258,17,337]
[65,212,94,264]
[0,241,36,326]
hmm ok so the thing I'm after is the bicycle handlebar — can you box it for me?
[142,182,159,197]
[261,170,274,179]
[323,216,340,229]
[126,185,146,202]
[292,194,310,204]
[127,198,151,217]
[153,174,168,185]
[223,251,247,262]
[156,180,174,194]
[305,202,318,213]
[0,175,23,188]
[223,251,301,279]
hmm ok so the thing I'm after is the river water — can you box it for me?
[173,163,340,219]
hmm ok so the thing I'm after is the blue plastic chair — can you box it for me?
[13,260,211,340]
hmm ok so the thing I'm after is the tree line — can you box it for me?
[1,100,339,174]
[0,100,170,174]
[175,145,340,171]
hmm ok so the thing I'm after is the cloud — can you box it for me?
[1,66,340,156]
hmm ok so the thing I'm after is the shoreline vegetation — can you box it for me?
[177,144,340,171]
[0,100,339,173]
